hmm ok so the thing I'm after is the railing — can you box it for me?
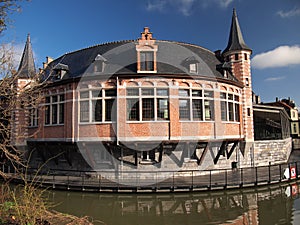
[1,161,300,192]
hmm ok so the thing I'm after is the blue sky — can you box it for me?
[2,0,300,105]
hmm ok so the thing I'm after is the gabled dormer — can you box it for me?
[136,27,158,73]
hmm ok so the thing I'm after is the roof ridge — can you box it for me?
[157,40,216,55]
[63,39,136,56]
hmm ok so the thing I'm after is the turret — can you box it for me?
[223,9,254,142]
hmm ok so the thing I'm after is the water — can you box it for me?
[49,182,300,225]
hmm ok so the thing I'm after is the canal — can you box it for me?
[50,182,300,225]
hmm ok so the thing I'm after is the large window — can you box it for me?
[220,92,240,122]
[126,87,169,121]
[79,89,116,123]
[44,94,65,125]
[179,89,214,121]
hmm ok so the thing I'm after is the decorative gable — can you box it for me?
[136,27,158,73]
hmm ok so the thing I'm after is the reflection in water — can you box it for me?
[50,182,300,225]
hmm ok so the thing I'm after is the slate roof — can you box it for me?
[41,39,239,84]
[17,34,36,79]
[223,9,251,54]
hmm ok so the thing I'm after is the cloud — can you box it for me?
[146,0,234,16]
[264,76,286,82]
[146,0,167,12]
[252,45,300,69]
[277,7,300,18]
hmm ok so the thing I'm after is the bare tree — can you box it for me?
[0,42,44,179]
[0,0,28,35]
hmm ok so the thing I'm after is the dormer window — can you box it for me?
[136,27,158,73]
[140,51,154,71]
[94,54,107,73]
[189,63,197,74]
[53,63,69,80]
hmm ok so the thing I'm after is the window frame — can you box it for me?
[126,87,169,122]
[44,93,65,126]
[79,88,116,123]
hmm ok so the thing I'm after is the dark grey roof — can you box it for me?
[41,40,239,83]
[17,34,36,79]
[223,9,251,54]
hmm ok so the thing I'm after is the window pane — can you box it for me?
[157,89,168,96]
[192,99,202,120]
[127,99,139,121]
[157,99,169,120]
[45,106,50,125]
[179,89,189,97]
[234,95,239,102]
[59,103,64,124]
[127,88,139,96]
[192,90,202,97]
[179,99,190,120]
[142,98,154,121]
[220,92,226,99]
[105,99,115,121]
[92,99,102,122]
[45,96,50,104]
[80,91,89,99]
[59,94,65,102]
[142,88,154,96]
[204,91,214,98]
[221,101,227,121]
[105,89,116,97]
[52,104,58,124]
[140,52,154,71]
[228,94,234,100]
[92,90,102,98]
[204,100,214,120]
[228,102,234,121]
[235,104,240,122]
[189,63,197,73]
[80,101,89,122]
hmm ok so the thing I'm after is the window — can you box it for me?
[29,108,38,127]
[189,63,197,73]
[126,87,169,121]
[140,52,154,71]
[204,91,214,121]
[235,53,239,60]
[44,94,65,125]
[79,89,116,123]
[220,92,240,122]
[179,89,214,121]
[244,53,248,60]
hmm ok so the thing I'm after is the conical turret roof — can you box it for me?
[223,9,251,54]
[17,34,36,78]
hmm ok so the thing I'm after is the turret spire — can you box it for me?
[223,8,251,54]
[17,33,36,78]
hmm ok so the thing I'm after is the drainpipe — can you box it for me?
[116,76,119,146]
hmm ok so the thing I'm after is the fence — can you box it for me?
[1,161,300,192]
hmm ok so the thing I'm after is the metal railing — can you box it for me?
[1,161,300,192]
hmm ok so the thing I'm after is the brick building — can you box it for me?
[13,9,291,172]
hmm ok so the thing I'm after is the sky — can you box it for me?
[1,0,300,106]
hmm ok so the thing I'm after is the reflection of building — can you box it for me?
[52,185,297,225]
[11,9,291,173]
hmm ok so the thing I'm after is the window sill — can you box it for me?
[126,120,169,123]
[79,122,116,125]
[44,124,64,127]
[179,120,215,123]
